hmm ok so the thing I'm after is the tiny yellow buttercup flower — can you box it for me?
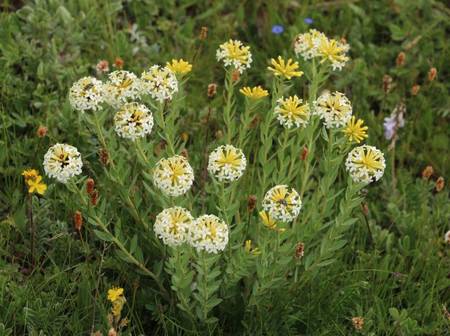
[343,116,368,143]
[107,287,124,303]
[166,59,192,75]
[275,95,310,128]
[240,86,269,99]
[26,175,47,195]
[268,56,303,80]
[22,169,39,182]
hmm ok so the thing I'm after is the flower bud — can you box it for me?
[74,210,83,231]
[411,84,420,96]
[199,26,208,40]
[86,177,95,195]
[99,148,110,166]
[113,57,124,69]
[382,74,393,94]
[207,83,217,98]
[352,316,364,331]
[247,195,257,212]
[295,242,305,259]
[428,67,437,81]
[396,51,406,66]
[435,176,445,192]
[36,126,48,138]
[421,166,433,180]
[300,146,308,161]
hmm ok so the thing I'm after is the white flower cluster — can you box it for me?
[345,145,386,184]
[153,155,194,197]
[43,143,83,183]
[294,29,350,71]
[207,145,246,182]
[262,185,302,222]
[114,102,153,141]
[189,214,229,253]
[216,39,253,74]
[275,95,310,129]
[140,65,178,102]
[153,207,193,246]
[315,91,352,128]
[104,70,142,107]
[69,76,105,112]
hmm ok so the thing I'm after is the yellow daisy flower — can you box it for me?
[343,116,368,143]
[166,59,192,75]
[316,37,350,71]
[259,210,285,232]
[239,86,269,99]
[268,56,303,80]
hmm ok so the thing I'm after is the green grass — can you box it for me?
[0,1,449,335]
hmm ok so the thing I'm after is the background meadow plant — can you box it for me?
[0,1,449,335]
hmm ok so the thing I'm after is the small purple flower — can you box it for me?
[304,18,314,25]
[271,25,284,35]
[383,103,405,140]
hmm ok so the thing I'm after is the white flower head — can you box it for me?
[445,230,450,244]
[345,145,386,184]
[294,29,326,60]
[104,70,142,107]
[114,102,153,141]
[153,155,194,197]
[154,207,193,247]
[315,36,350,71]
[140,65,178,102]
[275,95,310,128]
[189,214,229,253]
[69,76,105,112]
[216,39,253,73]
[207,145,246,182]
[315,91,352,128]
[262,185,302,222]
[43,143,83,183]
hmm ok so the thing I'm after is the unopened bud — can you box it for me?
[396,51,406,66]
[435,177,445,192]
[295,242,305,259]
[99,148,110,166]
[90,190,99,206]
[300,146,309,161]
[231,70,240,82]
[421,166,433,180]
[382,74,393,94]
[207,83,217,98]
[411,84,420,96]
[36,126,48,138]
[74,211,83,231]
[428,67,437,81]
[113,57,124,69]
[247,195,257,212]
[86,177,95,195]
[199,26,208,40]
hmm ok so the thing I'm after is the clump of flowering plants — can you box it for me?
[42,30,385,334]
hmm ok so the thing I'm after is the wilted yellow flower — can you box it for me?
[240,86,269,99]
[244,240,261,255]
[166,59,192,75]
[107,287,124,303]
[259,210,285,232]
[268,56,303,80]
[343,116,368,143]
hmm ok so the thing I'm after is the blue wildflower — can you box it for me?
[271,25,284,35]
[304,18,314,25]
